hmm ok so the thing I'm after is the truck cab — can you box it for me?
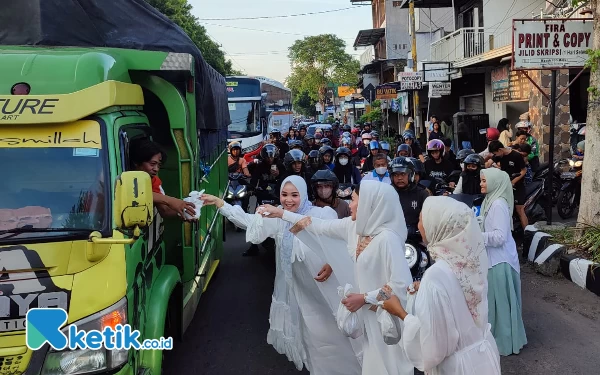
[0,47,228,374]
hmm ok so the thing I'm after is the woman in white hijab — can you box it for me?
[381,196,501,374]
[480,168,527,356]
[260,181,414,375]
[201,176,361,374]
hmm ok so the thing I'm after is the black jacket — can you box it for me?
[394,183,430,228]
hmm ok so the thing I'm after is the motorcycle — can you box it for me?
[404,226,431,281]
[337,183,354,201]
[556,159,583,219]
[226,173,252,231]
[449,193,484,217]
[253,182,279,252]
[509,173,548,230]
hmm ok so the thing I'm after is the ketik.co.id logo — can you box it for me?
[26,308,144,351]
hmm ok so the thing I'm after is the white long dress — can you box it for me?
[219,202,361,375]
[282,212,414,375]
[402,260,502,374]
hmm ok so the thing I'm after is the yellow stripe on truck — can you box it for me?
[0,80,144,125]
[0,120,102,149]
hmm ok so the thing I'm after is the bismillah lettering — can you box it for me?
[0,132,99,146]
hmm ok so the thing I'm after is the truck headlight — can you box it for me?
[405,244,418,268]
[41,298,128,375]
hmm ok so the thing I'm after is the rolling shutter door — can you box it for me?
[463,95,484,114]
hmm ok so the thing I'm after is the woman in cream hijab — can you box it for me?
[383,196,501,374]
[480,168,527,356]
[260,181,414,375]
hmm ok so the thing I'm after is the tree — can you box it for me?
[577,0,600,227]
[144,0,240,75]
[286,34,359,108]
[293,90,317,117]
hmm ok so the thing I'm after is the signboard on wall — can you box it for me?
[491,65,531,102]
[375,84,399,100]
[338,84,355,97]
[512,19,593,70]
[398,72,423,90]
[423,62,452,82]
[428,82,451,98]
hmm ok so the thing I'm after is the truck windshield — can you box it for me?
[228,101,260,135]
[0,121,109,241]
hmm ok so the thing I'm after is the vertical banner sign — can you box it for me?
[512,19,593,70]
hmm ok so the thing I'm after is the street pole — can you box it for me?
[547,69,557,225]
[409,0,421,136]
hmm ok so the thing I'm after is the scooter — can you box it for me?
[556,159,583,219]
[226,173,252,231]
[337,183,354,201]
[405,226,432,281]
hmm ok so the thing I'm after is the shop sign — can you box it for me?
[398,72,423,90]
[512,19,593,70]
[375,84,399,100]
[491,66,531,102]
[428,82,451,98]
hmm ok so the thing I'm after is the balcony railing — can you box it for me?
[431,27,512,64]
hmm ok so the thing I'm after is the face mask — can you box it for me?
[318,187,333,199]
[363,140,370,145]
[375,167,388,175]
[339,157,349,166]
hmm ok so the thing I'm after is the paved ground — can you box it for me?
[164,228,600,375]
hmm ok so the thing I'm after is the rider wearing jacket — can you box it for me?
[310,169,351,219]
[453,154,485,195]
[390,157,429,229]
[333,147,362,185]
[283,149,314,200]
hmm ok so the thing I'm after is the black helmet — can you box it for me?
[397,144,412,157]
[390,157,415,179]
[284,149,306,169]
[407,157,425,174]
[320,137,332,146]
[304,134,315,141]
[289,140,303,150]
[463,154,485,169]
[402,131,415,140]
[343,125,351,132]
[308,149,320,159]
[335,147,352,158]
[319,145,334,156]
[260,144,279,160]
[311,169,339,192]
[308,150,321,169]
[457,149,475,163]
[269,128,281,137]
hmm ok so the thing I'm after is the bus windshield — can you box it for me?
[228,101,260,135]
[0,120,109,241]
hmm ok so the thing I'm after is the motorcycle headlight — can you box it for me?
[238,186,247,198]
[419,251,429,269]
[41,298,128,375]
[574,160,583,168]
[405,244,418,268]
[569,159,575,167]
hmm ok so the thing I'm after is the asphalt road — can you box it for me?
[163,228,600,375]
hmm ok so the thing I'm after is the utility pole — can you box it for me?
[409,0,422,136]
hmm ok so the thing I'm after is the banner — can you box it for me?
[375,84,399,100]
[338,85,355,97]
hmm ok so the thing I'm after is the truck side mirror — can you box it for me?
[114,171,154,230]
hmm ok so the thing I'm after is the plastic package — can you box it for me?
[183,190,205,220]
[336,284,363,339]
[376,301,403,345]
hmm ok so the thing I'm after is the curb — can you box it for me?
[523,226,600,297]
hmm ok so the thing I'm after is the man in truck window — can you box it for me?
[129,137,196,221]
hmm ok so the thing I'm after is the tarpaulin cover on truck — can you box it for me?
[0,0,231,133]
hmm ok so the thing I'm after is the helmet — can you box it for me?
[342,131,351,139]
[361,133,372,141]
[341,137,352,147]
[320,137,332,146]
[426,139,445,154]
[298,124,307,130]
[304,134,315,141]
[390,156,415,181]
[310,169,339,198]
[463,154,485,169]
[397,144,412,157]
[319,145,335,157]
[369,140,379,151]
[335,146,352,159]
[289,140,303,150]
[456,149,475,162]
[407,157,425,175]
[314,133,323,140]
[379,141,391,152]
[351,127,360,135]
[269,128,281,137]
[284,149,306,169]
[308,149,320,168]
[228,141,242,153]
[486,127,500,141]
[343,125,351,132]
[260,144,279,160]
[402,131,415,140]
[515,120,532,129]
[370,131,379,138]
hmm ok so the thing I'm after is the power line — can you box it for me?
[201,22,356,40]
[205,30,247,73]
[197,6,363,21]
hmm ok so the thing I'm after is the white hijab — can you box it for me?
[422,196,488,328]
[480,168,514,231]
[355,181,407,240]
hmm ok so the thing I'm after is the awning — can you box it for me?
[353,28,385,48]
[399,0,453,8]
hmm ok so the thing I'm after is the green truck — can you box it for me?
[0,1,230,374]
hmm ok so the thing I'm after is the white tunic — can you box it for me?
[282,212,414,375]
[482,200,520,273]
[402,260,502,375]
[219,203,361,375]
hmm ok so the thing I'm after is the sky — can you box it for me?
[189,0,373,84]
